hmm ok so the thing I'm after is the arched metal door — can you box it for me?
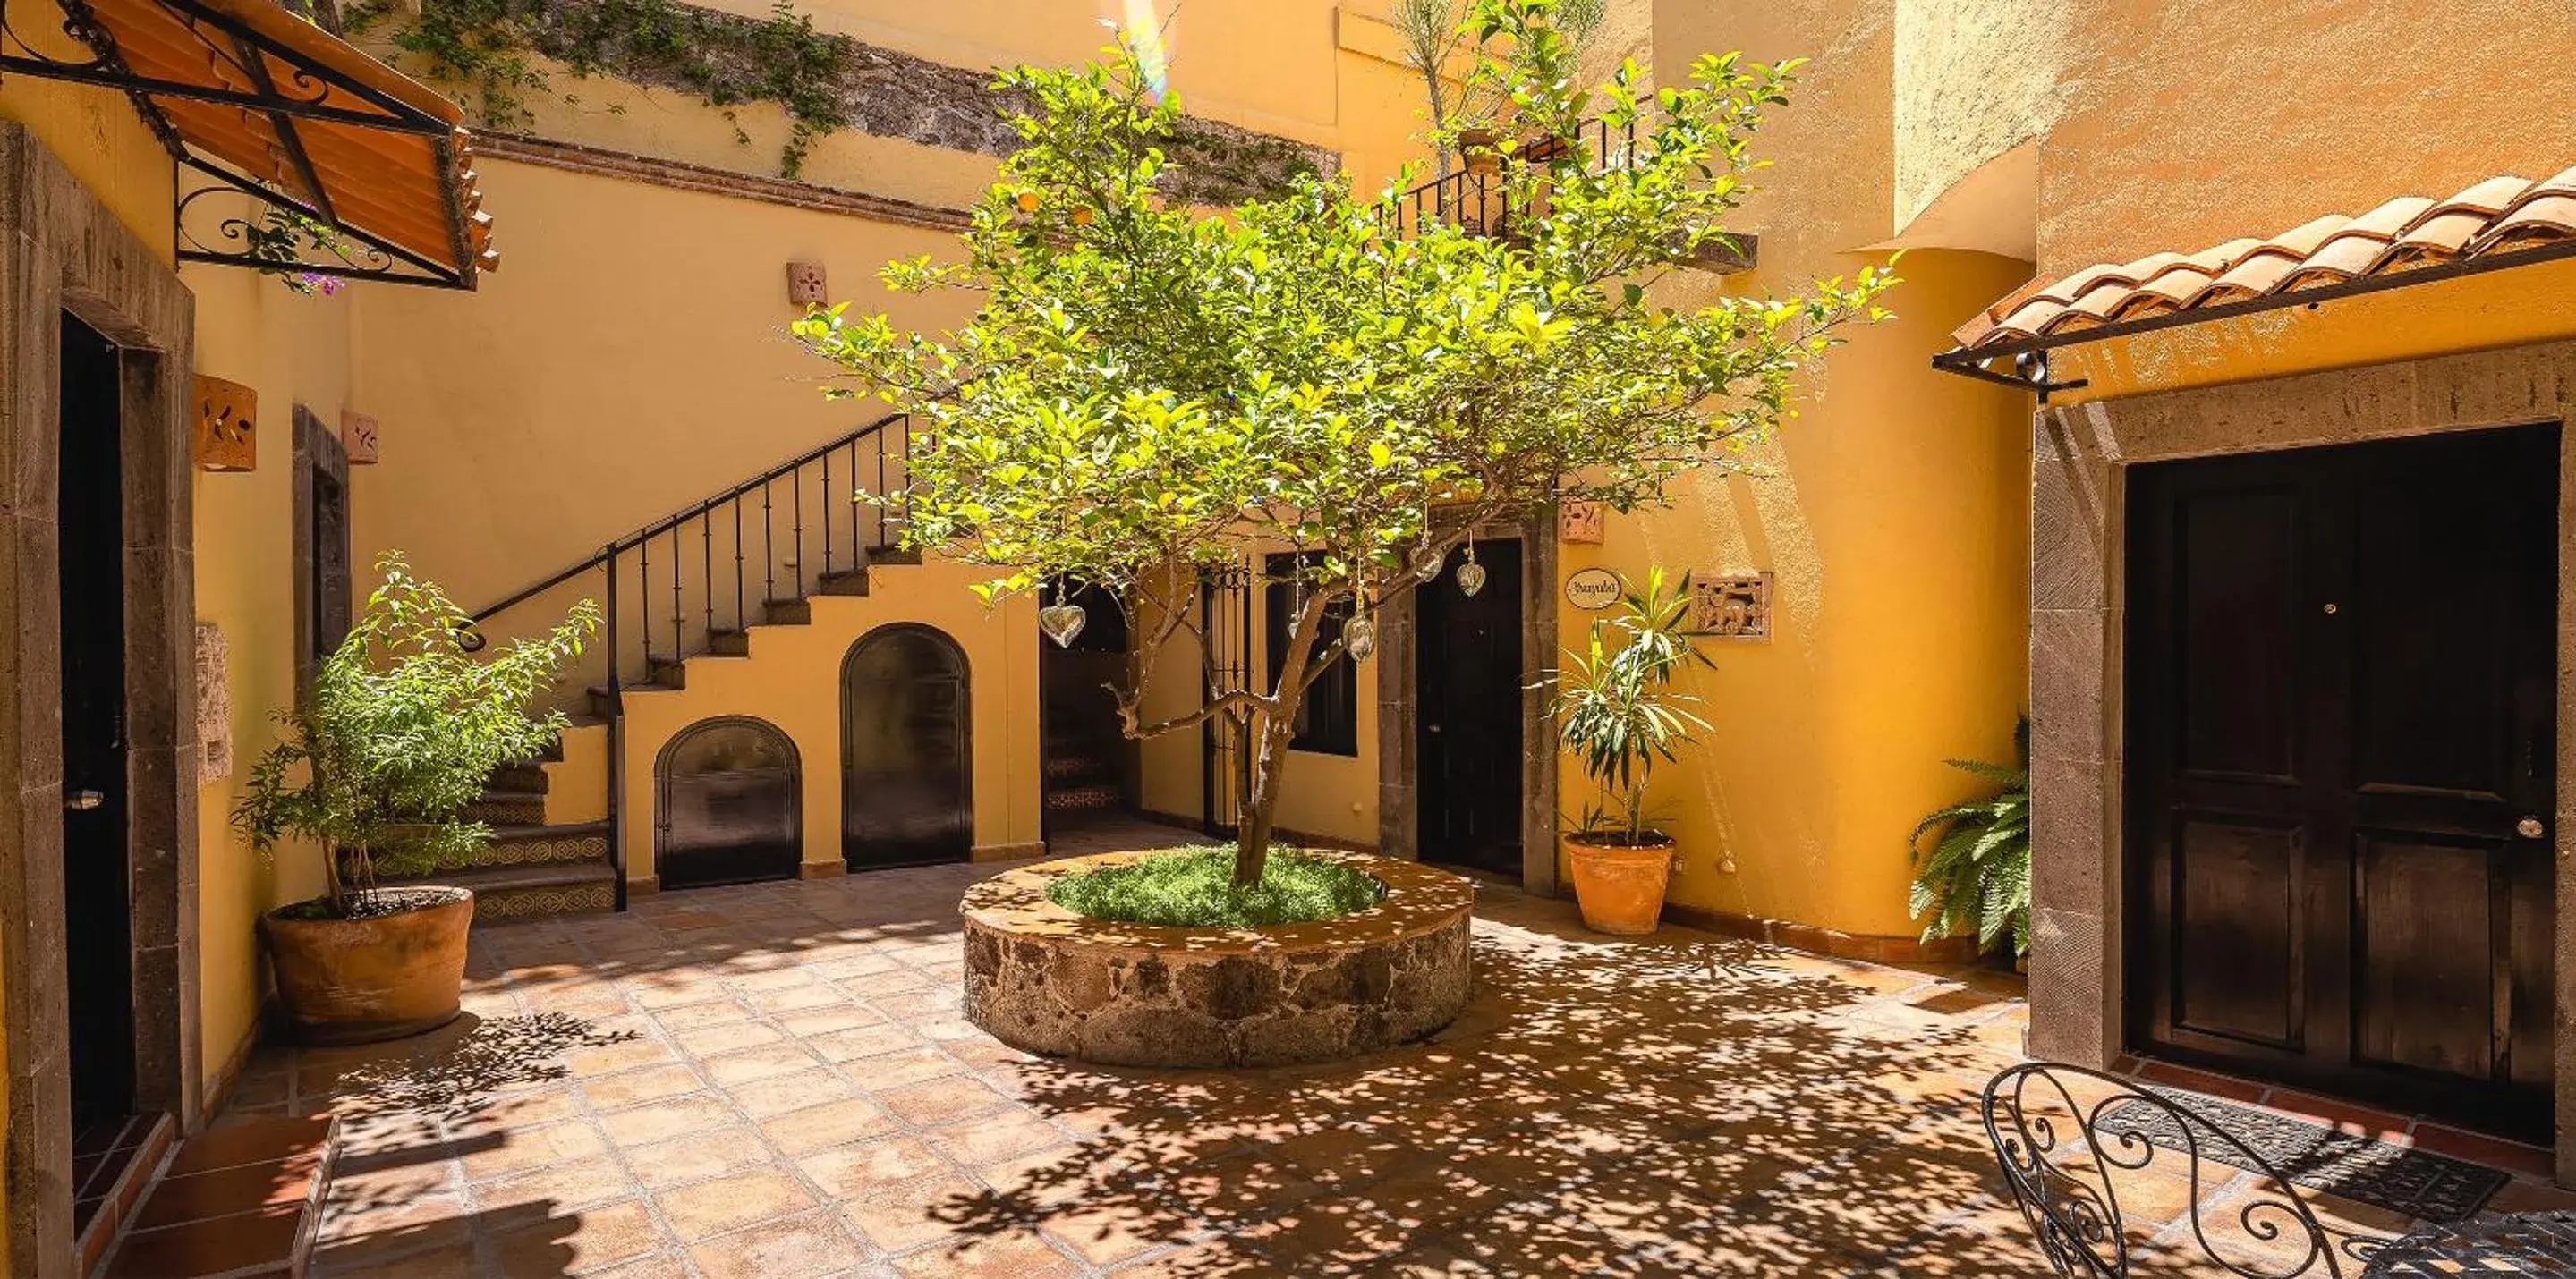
[842,624,972,869]
[656,716,802,890]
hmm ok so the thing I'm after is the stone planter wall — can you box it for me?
[960,851,1475,1068]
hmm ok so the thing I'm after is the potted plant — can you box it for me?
[234,553,596,1044]
[1907,717,2032,962]
[1548,570,1712,934]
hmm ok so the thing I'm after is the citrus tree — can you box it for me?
[796,0,1895,886]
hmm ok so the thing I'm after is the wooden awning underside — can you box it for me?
[0,0,494,287]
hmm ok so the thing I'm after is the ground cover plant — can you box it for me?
[1045,846,1384,927]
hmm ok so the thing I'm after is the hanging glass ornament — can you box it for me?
[1455,539,1486,597]
[1038,586,1087,648]
[1343,614,1378,662]
[1410,539,1445,582]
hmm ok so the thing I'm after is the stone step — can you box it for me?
[457,821,610,869]
[461,788,548,826]
[487,760,551,794]
[764,597,813,626]
[815,568,870,597]
[389,860,617,924]
[98,1114,336,1278]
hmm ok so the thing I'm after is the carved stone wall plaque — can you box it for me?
[340,411,379,464]
[1686,571,1772,640]
[1558,501,1604,544]
[786,260,828,306]
[194,621,232,782]
[192,374,256,471]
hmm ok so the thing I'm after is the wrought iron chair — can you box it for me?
[1981,1062,2394,1277]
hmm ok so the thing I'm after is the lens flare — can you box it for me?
[1120,0,1169,99]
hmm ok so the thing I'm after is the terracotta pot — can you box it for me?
[1565,835,1675,936]
[264,886,475,1046]
[1456,126,1505,177]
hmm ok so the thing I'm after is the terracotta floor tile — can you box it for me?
[839,1173,985,1250]
[686,1209,874,1279]
[808,1024,922,1063]
[581,1063,710,1111]
[676,1021,786,1056]
[651,1000,758,1032]
[459,1120,613,1182]
[131,1157,317,1229]
[924,1109,1071,1168]
[702,1042,825,1086]
[875,1075,1010,1125]
[656,1166,821,1241]
[613,1124,773,1190]
[797,1134,953,1200]
[725,1069,850,1119]
[474,1155,639,1214]
[161,1115,332,1177]
[760,1096,903,1155]
[598,1095,736,1148]
[888,1227,1083,1278]
[492,1197,668,1275]
[106,1204,306,1278]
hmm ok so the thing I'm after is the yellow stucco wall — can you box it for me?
[186,267,357,1091]
[611,559,1040,881]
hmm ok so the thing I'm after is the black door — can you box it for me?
[2127,423,2559,1139]
[59,313,135,1133]
[1416,539,1523,877]
[658,717,802,890]
[842,625,972,869]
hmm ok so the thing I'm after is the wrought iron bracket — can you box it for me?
[1930,348,2090,402]
[176,154,470,288]
[0,0,477,288]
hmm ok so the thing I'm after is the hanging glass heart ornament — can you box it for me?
[1456,556,1487,597]
[1411,541,1445,582]
[1343,614,1378,662]
[1039,602,1088,648]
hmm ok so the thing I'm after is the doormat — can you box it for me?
[2096,1089,2509,1223]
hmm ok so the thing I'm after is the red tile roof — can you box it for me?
[1945,166,2576,358]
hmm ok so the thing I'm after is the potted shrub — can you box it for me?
[1549,570,1711,935]
[1907,718,2033,962]
[234,553,596,1044]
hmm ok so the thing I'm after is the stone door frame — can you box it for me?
[0,123,203,1273]
[1374,509,1560,896]
[2024,338,2576,1182]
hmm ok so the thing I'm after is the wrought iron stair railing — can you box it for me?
[462,409,914,909]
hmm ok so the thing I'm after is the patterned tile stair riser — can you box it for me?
[2096,1088,2511,1223]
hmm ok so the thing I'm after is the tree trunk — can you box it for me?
[1230,594,1330,887]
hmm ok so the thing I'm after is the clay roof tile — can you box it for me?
[1942,166,2576,361]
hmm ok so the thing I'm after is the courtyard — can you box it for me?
[173,830,2555,1278]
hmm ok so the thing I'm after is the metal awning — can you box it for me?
[0,0,496,288]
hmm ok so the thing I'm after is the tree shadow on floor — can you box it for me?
[917,923,2026,1275]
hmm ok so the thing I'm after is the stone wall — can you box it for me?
[961,852,1475,1068]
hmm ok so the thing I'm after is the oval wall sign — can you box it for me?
[1564,567,1624,610]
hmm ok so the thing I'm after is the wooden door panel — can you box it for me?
[2169,816,2304,1049]
[2351,833,2499,1080]
[2177,487,2305,784]
[2128,421,2558,1139]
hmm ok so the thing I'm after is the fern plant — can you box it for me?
[234,553,598,919]
[1906,718,2032,956]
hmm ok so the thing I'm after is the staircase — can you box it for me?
[451,411,917,923]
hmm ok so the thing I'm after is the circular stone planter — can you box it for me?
[960,851,1475,1069]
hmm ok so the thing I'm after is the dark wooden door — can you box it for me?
[58,312,135,1132]
[2127,423,2559,1139]
[658,717,802,890]
[842,625,972,869]
[1417,540,1523,877]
